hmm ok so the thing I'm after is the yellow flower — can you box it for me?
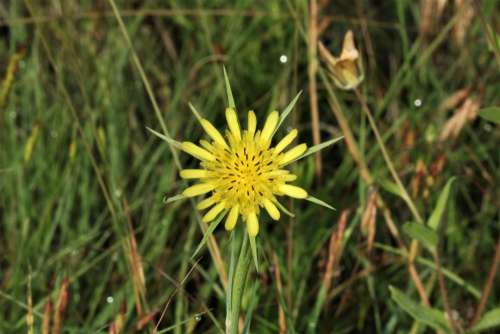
[180,108,309,237]
[318,30,364,90]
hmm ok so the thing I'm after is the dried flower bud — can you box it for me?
[319,30,364,90]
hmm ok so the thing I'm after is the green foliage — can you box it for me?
[0,0,499,333]
[402,222,438,253]
[478,107,500,124]
[389,286,450,332]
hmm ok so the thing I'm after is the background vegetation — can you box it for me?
[0,0,499,333]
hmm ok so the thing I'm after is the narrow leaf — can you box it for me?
[223,66,236,108]
[389,286,450,332]
[402,222,437,253]
[249,237,259,272]
[379,178,404,199]
[478,107,500,124]
[470,308,500,333]
[163,194,186,204]
[146,126,181,148]
[275,91,302,134]
[293,136,344,163]
[191,211,227,259]
[427,177,456,230]
[305,195,336,211]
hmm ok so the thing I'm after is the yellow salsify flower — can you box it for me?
[179,108,309,237]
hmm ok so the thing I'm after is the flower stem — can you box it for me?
[227,233,251,334]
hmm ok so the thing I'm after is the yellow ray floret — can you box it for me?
[202,200,226,223]
[225,107,241,140]
[181,142,215,162]
[179,107,313,236]
[278,184,308,199]
[279,143,307,166]
[260,111,279,144]
[263,198,280,220]
[246,212,259,237]
[183,183,215,197]
[200,119,228,149]
[180,169,210,179]
[274,129,297,154]
[225,205,239,231]
[247,111,257,137]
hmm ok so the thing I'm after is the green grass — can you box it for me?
[1,0,499,333]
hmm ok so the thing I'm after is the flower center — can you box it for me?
[202,132,280,216]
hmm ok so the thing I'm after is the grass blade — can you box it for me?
[427,177,456,230]
[389,286,450,332]
[470,308,500,333]
[402,222,438,254]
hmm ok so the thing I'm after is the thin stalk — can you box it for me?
[434,251,460,333]
[354,88,423,224]
[307,0,322,179]
[470,238,500,326]
[227,234,251,334]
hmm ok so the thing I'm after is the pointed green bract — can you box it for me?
[249,236,259,272]
[163,194,186,204]
[273,199,295,217]
[191,210,227,259]
[293,136,344,163]
[427,177,456,230]
[223,66,236,108]
[305,196,336,211]
[274,91,302,135]
[146,126,182,148]
[188,102,203,122]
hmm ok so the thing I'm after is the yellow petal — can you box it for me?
[200,119,228,149]
[180,169,210,179]
[247,111,257,138]
[199,139,215,153]
[279,143,307,165]
[225,107,241,140]
[265,169,289,178]
[278,184,308,199]
[183,183,215,197]
[246,212,259,237]
[181,142,215,161]
[202,201,226,223]
[225,205,239,230]
[274,129,298,154]
[281,174,297,182]
[197,196,216,210]
[260,111,279,143]
[263,198,280,220]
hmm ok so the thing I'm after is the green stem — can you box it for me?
[227,234,251,334]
